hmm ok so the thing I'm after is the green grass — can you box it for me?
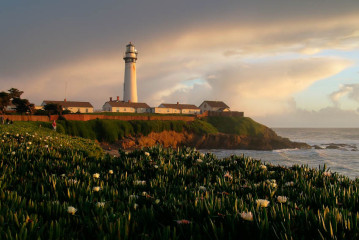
[1,123,359,239]
[205,116,268,137]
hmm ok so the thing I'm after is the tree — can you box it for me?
[44,103,63,115]
[8,88,23,99]
[0,92,11,114]
[12,98,35,115]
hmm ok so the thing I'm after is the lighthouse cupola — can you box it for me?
[124,42,137,62]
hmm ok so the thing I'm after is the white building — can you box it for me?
[151,107,180,114]
[102,97,150,113]
[157,103,201,115]
[199,101,230,113]
[41,100,94,113]
[123,42,138,103]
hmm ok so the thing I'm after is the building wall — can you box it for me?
[112,107,136,113]
[136,108,149,113]
[65,107,94,113]
[181,109,200,114]
[199,103,209,113]
[152,107,180,114]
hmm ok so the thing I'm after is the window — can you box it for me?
[124,108,126,111]
[86,109,88,113]
[117,109,119,112]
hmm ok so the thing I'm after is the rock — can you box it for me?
[313,145,323,149]
[325,144,341,149]
[113,130,310,151]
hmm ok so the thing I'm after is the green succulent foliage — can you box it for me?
[1,123,359,239]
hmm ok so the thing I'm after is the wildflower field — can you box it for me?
[1,122,359,239]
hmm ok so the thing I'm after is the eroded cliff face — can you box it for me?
[114,129,310,150]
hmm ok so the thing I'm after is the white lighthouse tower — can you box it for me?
[123,42,138,102]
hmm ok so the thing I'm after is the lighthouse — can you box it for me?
[123,42,138,102]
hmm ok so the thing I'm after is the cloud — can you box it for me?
[330,84,359,105]
[152,57,351,116]
[255,106,359,128]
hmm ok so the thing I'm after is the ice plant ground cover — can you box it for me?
[1,122,359,239]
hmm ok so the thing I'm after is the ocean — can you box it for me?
[201,128,359,179]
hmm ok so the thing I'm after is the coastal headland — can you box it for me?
[29,114,310,150]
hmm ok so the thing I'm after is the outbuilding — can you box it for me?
[41,99,94,113]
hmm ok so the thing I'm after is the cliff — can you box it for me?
[111,129,309,150]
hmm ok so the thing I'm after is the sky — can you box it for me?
[0,0,359,127]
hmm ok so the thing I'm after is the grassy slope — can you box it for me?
[1,123,358,239]
[55,116,269,143]
[56,119,218,143]
[205,116,269,137]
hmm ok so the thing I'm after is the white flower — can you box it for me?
[129,195,139,200]
[11,151,15,155]
[68,179,78,184]
[224,172,233,180]
[256,199,270,208]
[155,199,161,204]
[93,173,100,179]
[96,202,105,207]
[154,165,159,169]
[196,159,203,163]
[108,170,113,174]
[142,191,147,196]
[144,152,150,156]
[277,196,288,203]
[67,206,77,215]
[61,174,66,177]
[44,145,48,148]
[199,186,207,191]
[323,171,332,177]
[93,186,101,192]
[134,180,146,185]
[260,165,267,171]
[134,203,139,210]
[240,211,253,221]
[285,181,294,187]
[28,142,32,145]
[26,147,30,150]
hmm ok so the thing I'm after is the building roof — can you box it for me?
[201,101,229,108]
[160,103,200,110]
[106,101,150,108]
[43,100,93,108]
